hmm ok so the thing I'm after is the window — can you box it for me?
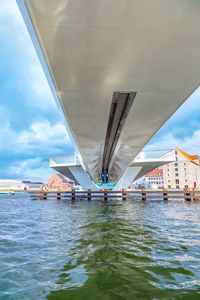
[174,163,178,167]
[175,179,179,184]
[176,156,178,161]
[184,168,186,171]
[184,163,186,166]
[175,173,179,177]
[185,185,188,188]
[185,179,187,182]
[175,168,178,171]
[168,185,171,188]
[185,173,187,177]
[168,173,170,176]
[175,150,177,155]
[176,185,179,189]
[168,180,170,182]
[167,168,169,171]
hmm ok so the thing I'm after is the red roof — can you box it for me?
[175,148,199,165]
[145,169,163,177]
[190,155,198,160]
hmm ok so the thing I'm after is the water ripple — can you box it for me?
[0,194,200,299]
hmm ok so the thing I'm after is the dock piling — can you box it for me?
[193,188,199,201]
[72,189,75,201]
[163,188,168,201]
[31,189,200,202]
[141,187,146,201]
[122,189,127,201]
[88,189,91,201]
[104,189,108,201]
[184,188,191,201]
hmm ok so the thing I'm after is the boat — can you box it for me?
[0,191,15,195]
[9,191,15,196]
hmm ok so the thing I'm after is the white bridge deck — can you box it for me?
[17,0,200,189]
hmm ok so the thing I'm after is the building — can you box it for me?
[0,179,43,191]
[48,174,72,191]
[145,169,164,189]
[163,148,200,189]
[22,181,43,191]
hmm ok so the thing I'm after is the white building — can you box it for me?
[22,181,43,191]
[0,180,43,191]
[163,148,200,189]
[145,169,164,189]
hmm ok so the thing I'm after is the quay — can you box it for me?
[30,189,200,202]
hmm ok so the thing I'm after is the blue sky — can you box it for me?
[0,0,200,183]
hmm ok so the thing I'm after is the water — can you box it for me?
[0,194,200,299]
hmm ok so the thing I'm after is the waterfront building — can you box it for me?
[0,179,43,191]
[145,169,164,189]
[163,148,200,189]
[48,174,72,191]
[22,181,44,191]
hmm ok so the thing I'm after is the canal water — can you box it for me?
[0,194,200,299]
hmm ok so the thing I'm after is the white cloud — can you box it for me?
[0,0,27,32]
[27,63,58,110]
[18,120,71,150]
[0,119,71,155]
[0,119,74,182]
[0,161,55,183]
[0,0,21,20]
[0,0,56,112]
[148,129,200,156]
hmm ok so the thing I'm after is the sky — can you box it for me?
[0,0,200,183]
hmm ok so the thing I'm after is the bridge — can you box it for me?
[17,0,200,190]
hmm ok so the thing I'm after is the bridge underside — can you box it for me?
[50,151,174,190]
[18,0,200,189]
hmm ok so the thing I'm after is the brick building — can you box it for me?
[48,173,72,191]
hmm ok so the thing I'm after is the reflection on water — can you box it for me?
[0,194,200,299]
